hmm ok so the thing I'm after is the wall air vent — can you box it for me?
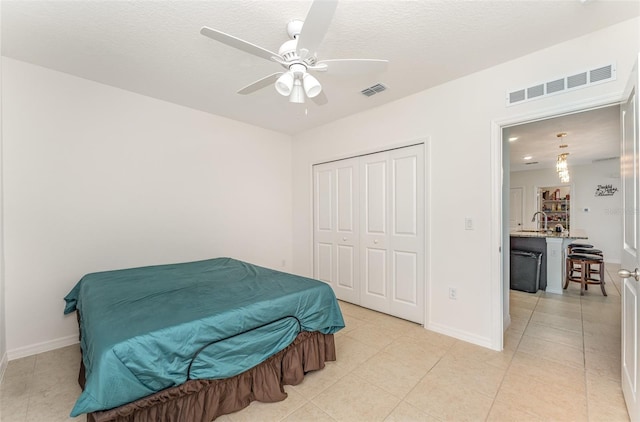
[527,84,544,99]
[546,78,565,94]
[567,72,588,89]
[506,63,616,107]
[361,83,387,97]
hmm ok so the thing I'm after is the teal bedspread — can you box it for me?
[63,257,344,416]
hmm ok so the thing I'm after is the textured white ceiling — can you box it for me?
[506,105,621,173]
[2,0,639,135]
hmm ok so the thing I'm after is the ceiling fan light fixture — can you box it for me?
[303,73,322,98]
[289,79,305,103]
[200,0,388,107]
[275,72,294,96]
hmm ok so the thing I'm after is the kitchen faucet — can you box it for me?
[531,211,548,231]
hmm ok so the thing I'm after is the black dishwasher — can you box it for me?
[510,249,543,293]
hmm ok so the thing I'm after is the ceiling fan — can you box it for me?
[200,0,388,105]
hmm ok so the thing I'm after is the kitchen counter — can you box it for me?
[510,229,588,294]
[509,228,588,239]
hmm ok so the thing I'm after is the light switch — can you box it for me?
[465,218,474,230]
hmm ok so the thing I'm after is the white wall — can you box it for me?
[511,158,623,263]
[2,58,293,357]
[292,18,639,348]
[0,0,7,380]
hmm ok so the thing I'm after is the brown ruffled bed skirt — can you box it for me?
[81,331,336,422]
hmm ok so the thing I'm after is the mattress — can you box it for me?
[63,257,344,416]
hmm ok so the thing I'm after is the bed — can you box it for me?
[63,257,344,421]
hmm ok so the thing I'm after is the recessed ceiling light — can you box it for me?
[559,144,568,148]
[523,155,533,160]
[556,132,567,138]
[508,137,518,142]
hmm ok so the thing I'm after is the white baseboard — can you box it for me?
[7,335,79,361]
[0,351,7,384]
[545,288,564,295]
[426,321,497,351]
[503,314,511,332]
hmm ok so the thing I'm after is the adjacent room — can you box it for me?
[1,1,639,421]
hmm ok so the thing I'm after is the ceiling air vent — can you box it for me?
[525,161,539,165]
[361,83,387,97]
[506,63,616,107]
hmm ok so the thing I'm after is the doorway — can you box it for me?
[502,103,622,312]
[498,99,631,418]
[490,93,624,350]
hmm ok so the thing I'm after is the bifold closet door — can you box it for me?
[360,145,424,323]
[313,144,424,324]
[313,158,360,304]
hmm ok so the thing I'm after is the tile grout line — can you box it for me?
[383,336,456,422]
[483,291,541,421]
[580,292,591,422]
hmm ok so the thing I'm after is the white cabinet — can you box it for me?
[313,144,425,323]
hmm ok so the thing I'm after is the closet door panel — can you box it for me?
[313,159,360,304]
[365,247,387,297]
[393,251,417,304]
[388,145,424,323]
[316,242,333,284]
[360,152,390,312]
[316,168,334,232]
[393,155,418,236]
[335,159,360,302]
[364,160,387,235]
[314,167,335,287]
[337,244,356,290]
[337,166,356,233]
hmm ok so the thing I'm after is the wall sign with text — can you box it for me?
[595,184,618,197]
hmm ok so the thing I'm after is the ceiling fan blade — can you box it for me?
[314,59,389,74]
[311,90,328,106]
[296,0,338,58]
[200,26,282,62]
[237,73,284,95]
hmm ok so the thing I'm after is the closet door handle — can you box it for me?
[342,237,347,241]
[374,239,379,244]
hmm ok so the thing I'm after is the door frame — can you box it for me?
[490,92,624,351]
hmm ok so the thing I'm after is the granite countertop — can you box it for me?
[509,228,588,240]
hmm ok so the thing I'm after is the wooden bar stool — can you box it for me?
[569,248,603,286]
[566,245,600,286]
[567,243,593,254]
[564,253,606,296]
[571,247,602,256]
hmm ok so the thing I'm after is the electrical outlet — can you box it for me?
[449,287,457,300]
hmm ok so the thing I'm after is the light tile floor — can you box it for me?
[0,263,628,421]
